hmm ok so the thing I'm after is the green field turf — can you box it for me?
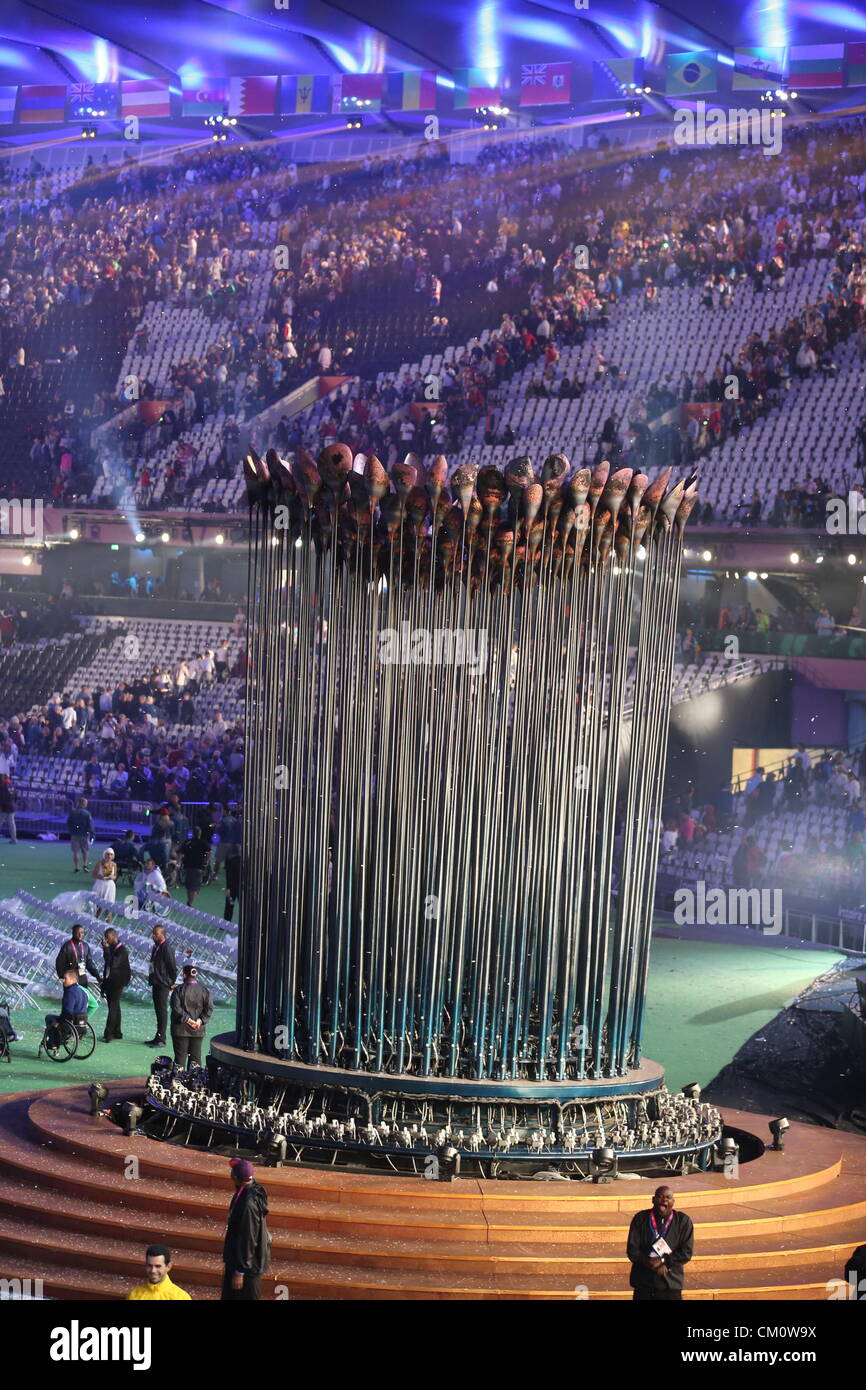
[0,839,843,1095]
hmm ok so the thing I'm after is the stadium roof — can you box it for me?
[0,0,863,130]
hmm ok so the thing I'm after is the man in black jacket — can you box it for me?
[626,1186,694,1300]
[145,923,177,1047]
[221,1158,271,1301]
[66,797,94,872]
[170,964,213,1068]
[55,924,100,988]
[101,927,131,1042]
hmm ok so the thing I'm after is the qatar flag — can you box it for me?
[228,76,278,117]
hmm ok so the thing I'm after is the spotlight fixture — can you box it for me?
[816,553,824,563]
[702,549,713,562]
[69,527,80,541]
[768,1117,789,1151]
[134,530,145,544]
[265,1130,288,1166]
[87,1081,108,1115]
[746,570,757,580]
[848,553,857,565]
[715,1135,739,1170]
[760,572,768,580]
[80,125,97,139]
[120,1100,143,1137]
[21,554,32,566]
[346,118,362,130]
[789,551,800,564]
[160,531,171,544]
[214,532,225,545]
[590,1146,618,1183]
[682,1082,701,1100]
[789,91,798,99]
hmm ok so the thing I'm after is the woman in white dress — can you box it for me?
[92,848,117,920]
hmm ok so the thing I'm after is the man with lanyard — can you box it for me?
[54,924,100,994]
[626,1185,694,1300]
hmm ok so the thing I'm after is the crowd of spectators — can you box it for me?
[0,643,246,822]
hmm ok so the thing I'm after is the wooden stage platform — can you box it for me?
[0,1082,863,1299]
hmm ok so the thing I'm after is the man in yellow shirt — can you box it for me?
[127,1245,192,1300]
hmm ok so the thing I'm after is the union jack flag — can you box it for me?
[519,62,571,106]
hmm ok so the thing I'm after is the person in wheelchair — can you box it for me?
[44,968,89,1050]
[112,829,143,885]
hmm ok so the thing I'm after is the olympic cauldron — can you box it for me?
[202,445,719,1175]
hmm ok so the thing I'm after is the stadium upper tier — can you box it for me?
[2,119,864,525]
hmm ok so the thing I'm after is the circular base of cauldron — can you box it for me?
[139,1039,724,1179]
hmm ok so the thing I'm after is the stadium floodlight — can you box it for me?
[789,551,800,564]
[215,532,225,545]
[760,572,768,580]
[135,531,145,544]
[69,527,80,541]
[702,549,712,562]
[816,553,824,563]
[789,91,798,99]
[746,570,757,580]
[848,553,857,565]
[21,554,32,566]
[160,531,171,544]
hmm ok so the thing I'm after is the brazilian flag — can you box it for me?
[665,51,717,95]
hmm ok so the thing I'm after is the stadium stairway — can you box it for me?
[0,1084,863,1299]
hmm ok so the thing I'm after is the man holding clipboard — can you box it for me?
[627,1186,694,1300]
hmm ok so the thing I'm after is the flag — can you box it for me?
[665,51,717,95]
[732,47,786,90]
[788,44,844,88]
[383,70,437,111]
[182,84,228,117]
[0,87,16,124]
[121,79,171,118]
[453,68,501,108]
[281,75,332,114]
[592,58,644,100]
[228,76,278,116]
[849,41,866,87]
[331,73,384,112]
[519,62,572,106]
[66,82,118,118]
[18,84,66,124]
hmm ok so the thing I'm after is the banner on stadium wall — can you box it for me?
[731,47,786,90]
[788,43,844,88]
[121,80,171,118]
[182,84,228,117]
[452,67,502,108]
[332,74,385,112]
[848,42,866,86]
[592,58,643,100]
[665,52,717,95]
[520,62,572,106]
[383,70,438,111]
[67,82,119,118]
[281,75,331,114]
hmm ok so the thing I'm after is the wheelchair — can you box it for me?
[38,1015,97,1062]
